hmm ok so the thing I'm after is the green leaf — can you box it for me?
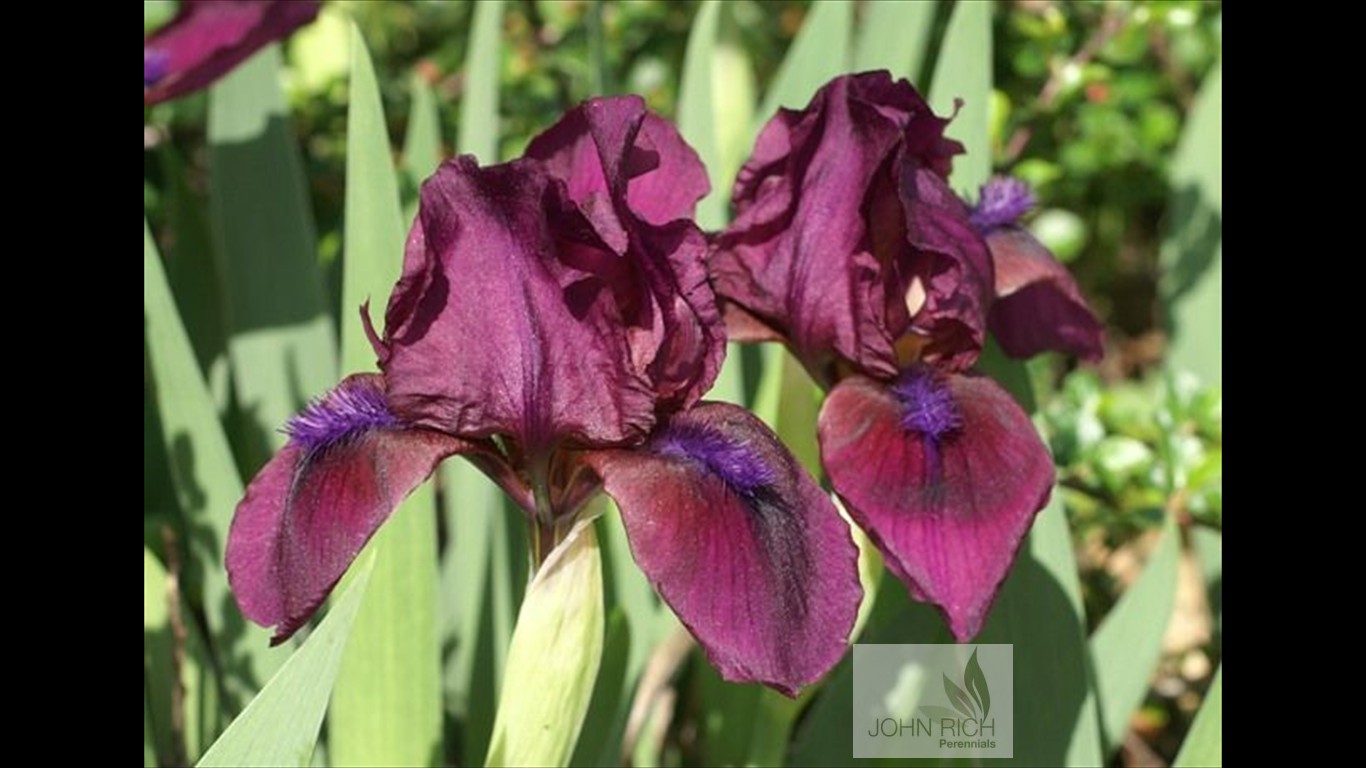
[1174,665,1222,768]
[328,25,444,767]
[487,519,605,767]
[402,73,443,216]
[965,648,991,719]
[677,0,724,230]
[1162,61,1222,384]
[196,555,376,768]
[1091,514,1181,755]
[1191,526,1222,640]
[145,221,283,704]
[854,0,939,85]
[458,0,505,163]
[757,0,852,123]
[208,46,336,470]
[754,345,822,475]
[929,0,993,190]
[943,673,977,719]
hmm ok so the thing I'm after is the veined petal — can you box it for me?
[711,72,981,384]
[818,373,1053,640]
[584,402,862,695]
[527,96,725,410]
[380,156,658,452]
[525,95,710,226]
[143,0,320,105]
[226,374,473,643]
[986,227,1104,362]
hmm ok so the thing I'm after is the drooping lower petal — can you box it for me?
[985,227,1104,361]
[818,372,1053,640]
[143,0,320,105]
[584,402,862,695]
[226,374,472,643]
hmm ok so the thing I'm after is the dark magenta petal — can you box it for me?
[986,227,1104,362]
[379,155,660,451]
[585,402,862,695]
[897,160,995,372]
[525,95,710,226]
[226,374,470,643]
[818,373,1054,640]
[143,0,320,106]
[711,72,986,384]
[526,96,724,410]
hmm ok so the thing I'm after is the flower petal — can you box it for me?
[143,0,320,106]
[379,156,659,452]
[526,96,725,409]
[818,374,1053,640]
[584,402,862,695]
[525,95,710,226]
[711,72,981,384]
[986,227,1104,361]
[226,374,472,643]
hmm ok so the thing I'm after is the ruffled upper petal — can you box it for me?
[817,372,1054,640]
[584,402,862,695]
[226,374,475,642]
[378,155,660,453]
[710,71,988,384]
[143,0,320,105]
[526,96,725,411]
[986,227,1104,362]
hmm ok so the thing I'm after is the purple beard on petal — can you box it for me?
[652,421,778,496]
[285,376,401,451]
[144,48,170,87]
[892,366,962,441]
[970,176,1035,233]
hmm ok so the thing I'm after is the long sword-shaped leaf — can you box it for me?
[1162,61,1222,384]
[1091,515,1182,755]
[756,0,852,123]
[1173,665,1222,768]
[145,548,222,764]
[328,24,443,767]
[854,0,939,85]
[197,556,376,768]
[457,0,504,163]
[208,46,336,472]
[929,0,993,191]
[145,221,283,704]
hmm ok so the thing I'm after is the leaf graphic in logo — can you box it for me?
[965,648,991,719]
[943,673,977,720]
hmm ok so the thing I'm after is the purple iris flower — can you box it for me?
[226,97,862,695]
[143,0,321,106]
[710,72,1102,641]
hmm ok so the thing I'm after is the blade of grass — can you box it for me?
[328,24,443,767]
[145,221,284,705]
[854,0,939,85]
[197,555,376,768]
[1091,514,1181,756]
[208,46,336,472]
